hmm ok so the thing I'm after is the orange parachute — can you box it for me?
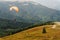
[10,6,19,13]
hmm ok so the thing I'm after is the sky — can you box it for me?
[34,0,60,10]
[0,0,60,10]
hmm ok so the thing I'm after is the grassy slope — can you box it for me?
[0,25,60,40]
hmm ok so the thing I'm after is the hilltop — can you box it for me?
[0,25,60,40]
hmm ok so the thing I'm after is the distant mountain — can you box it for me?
[0,1,60,23]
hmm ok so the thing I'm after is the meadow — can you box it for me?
[0,25,60,40]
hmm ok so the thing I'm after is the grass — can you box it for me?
[0,25,60,40]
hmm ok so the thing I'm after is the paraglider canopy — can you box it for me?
[10,6,19,13]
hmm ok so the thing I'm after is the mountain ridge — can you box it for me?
[0,1,60,23]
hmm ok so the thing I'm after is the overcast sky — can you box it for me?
[0,0,60,10]
[33,0,60,10]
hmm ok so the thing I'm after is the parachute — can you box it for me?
[10,6,19,13]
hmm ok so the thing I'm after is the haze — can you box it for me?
[0,0,60,10]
